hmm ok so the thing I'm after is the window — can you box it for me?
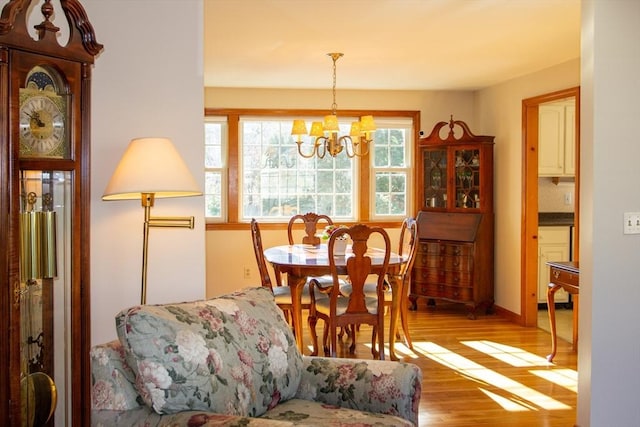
[371,119,413,220]
[204,116,227,220]
[204,109,418,226]
[240,117,356,221]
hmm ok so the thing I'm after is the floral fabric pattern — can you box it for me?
[90,340,142,411]
[297,357,421,426]
[115,287,303,416]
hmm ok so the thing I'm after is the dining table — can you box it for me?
[263,243,408,360]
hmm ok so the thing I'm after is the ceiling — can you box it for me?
[204,0,581,91]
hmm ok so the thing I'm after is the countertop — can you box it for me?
[538,212,574,226]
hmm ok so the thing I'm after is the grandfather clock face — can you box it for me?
[19,66,70,159]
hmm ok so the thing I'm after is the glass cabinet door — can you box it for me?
[422,148,447,208]
[454,148,481,209]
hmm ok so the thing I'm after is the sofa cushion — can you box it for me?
[115,287,303,417]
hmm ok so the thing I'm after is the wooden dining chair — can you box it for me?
[339,217,419,351]
[308,223,391,360]
[250,218,297,323]
[287,212,333,246]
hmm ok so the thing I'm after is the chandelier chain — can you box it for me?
[329,53,342,114]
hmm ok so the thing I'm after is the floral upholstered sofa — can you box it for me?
[91,287,422,426]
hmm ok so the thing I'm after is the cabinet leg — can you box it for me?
[466,305,477,320]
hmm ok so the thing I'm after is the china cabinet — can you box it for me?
[411,118,494,318]
[0,1,102,425]
[538,98,576,177]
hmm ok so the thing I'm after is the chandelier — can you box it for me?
[291,53,376,159]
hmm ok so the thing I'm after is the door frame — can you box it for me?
[521,86,580,327]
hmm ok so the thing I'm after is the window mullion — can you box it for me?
[227,113,240,223]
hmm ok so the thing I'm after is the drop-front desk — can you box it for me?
[546,261,579,362]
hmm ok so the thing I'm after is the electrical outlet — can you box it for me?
[623,212,640,234]
[243,267,251,279]
[564,192,572,205]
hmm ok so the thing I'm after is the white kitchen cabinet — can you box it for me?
[538,99,576,177]
[538,226,570,303]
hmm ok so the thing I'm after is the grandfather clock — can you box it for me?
[0,1,102,425]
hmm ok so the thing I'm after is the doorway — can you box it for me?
[521,87,580,328]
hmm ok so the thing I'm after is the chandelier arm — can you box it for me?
[296,140,320,159]
[342,135,370,158]
[341,135,356,158]
[355,138,371,157]
[317,136,328,159]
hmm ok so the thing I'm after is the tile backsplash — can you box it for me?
[538,177,575,213]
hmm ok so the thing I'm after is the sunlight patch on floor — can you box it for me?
[529,368,578,393]
[413,341,572,411]
[387,342,419,359]
[479,388,532,411]
[462,340,551,367]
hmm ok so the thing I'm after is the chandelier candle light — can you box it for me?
[291,53,376,158]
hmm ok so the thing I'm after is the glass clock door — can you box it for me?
[19,170,72,426]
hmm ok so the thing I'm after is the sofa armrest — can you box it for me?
[296,356,422,426]
[90,340,142,411]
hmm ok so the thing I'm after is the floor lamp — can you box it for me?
[102,137,202,304]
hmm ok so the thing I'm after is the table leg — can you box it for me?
[546,283,561,362]
[287,274,307,354]
[400,279,413,350]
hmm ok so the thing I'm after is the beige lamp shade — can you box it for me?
[102,137,202,201]
[349,121,361,136]
[323,114,339,131]
[359,115,376,132]
[291,119,308,137]
[309,122,325,137]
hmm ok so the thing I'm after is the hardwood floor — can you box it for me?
[298,302,577,427]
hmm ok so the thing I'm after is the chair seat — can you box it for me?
[314,294,379,316]
[340,282,393,302]
[272,283,313,306]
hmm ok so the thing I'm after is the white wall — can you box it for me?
[578,1,640,425]
[86,0,206,345]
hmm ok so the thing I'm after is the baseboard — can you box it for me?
[493,304,525,326]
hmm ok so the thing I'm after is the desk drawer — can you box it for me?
[415,253,473,270]
[550,267,579,288]
[413,283,473,302]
